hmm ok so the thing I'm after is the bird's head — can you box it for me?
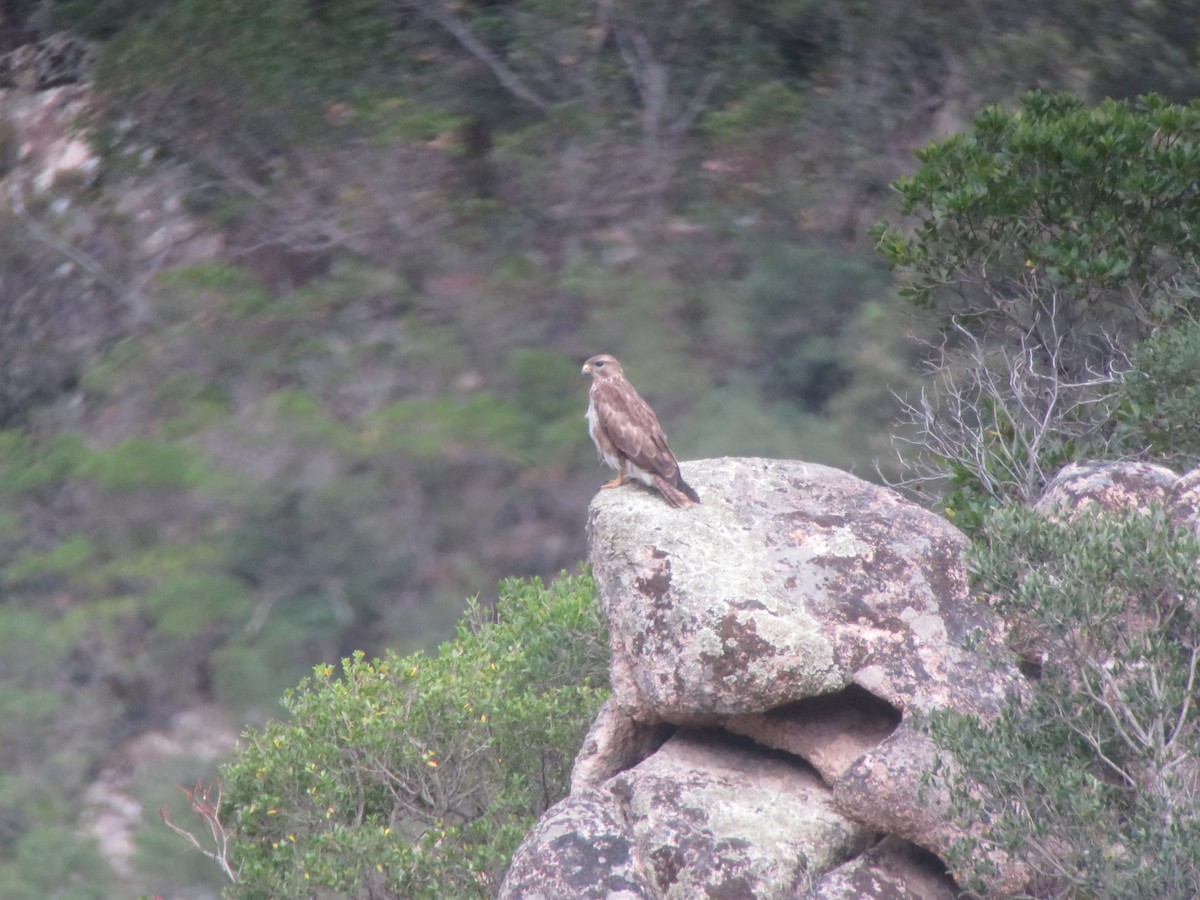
[582,354,624,380]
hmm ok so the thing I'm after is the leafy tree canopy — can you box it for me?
[201,571,608,898]
[876,91,1200,519]
[874,91,1200,367]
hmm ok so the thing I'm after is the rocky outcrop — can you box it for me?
[1035,459,1179,518]
[0,62,221,422]
[807,836,959,900]
[506,729,873,899]
[502,457,1029,898]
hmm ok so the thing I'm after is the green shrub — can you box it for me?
[0,825,112,900]
[873,91,1200,515]
[367,394,527,462]
[0,431,86,495]
[927,506,1200,897]
[78,437,222,492]
[98,0,400,145]
[503,348,586,460]
[1122,319,1200,464]
[874,91,1200,349]
[209,571,608,898]
[699,81,807,141]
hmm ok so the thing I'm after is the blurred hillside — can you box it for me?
[0,0,1196,895]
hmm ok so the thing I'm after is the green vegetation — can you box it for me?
[1123,319,1200,463]
[930,507,1200,897]
[165,572,607,898]
[875,92,1200,356]
[874,91,1200,522]
[877,87,1200,898]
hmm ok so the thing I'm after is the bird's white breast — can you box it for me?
[586,397,621,469]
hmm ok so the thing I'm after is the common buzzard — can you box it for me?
[582,354,700,508]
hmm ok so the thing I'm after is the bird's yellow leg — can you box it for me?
[601,462,628,489]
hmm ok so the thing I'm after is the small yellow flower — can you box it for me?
[426,759,438,768]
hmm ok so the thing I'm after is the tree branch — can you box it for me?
[395,0,551,111]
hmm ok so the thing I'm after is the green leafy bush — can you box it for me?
[927,506,1200,897]
[208,571,608,898]
[1122,319,1200,464]
[873,91,1200,516]
[874,91,1200,350]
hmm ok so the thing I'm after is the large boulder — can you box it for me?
[1035,459,1179,518]
[499,789,654,900]
[586,458,1014,726]
[504,457,1027,898]
[506,728,872,899]
[807,836,959,900]
[505,457,1200,897]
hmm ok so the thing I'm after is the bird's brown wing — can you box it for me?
[591,378,681,481]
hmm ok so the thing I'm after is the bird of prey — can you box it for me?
[582,354,700,508]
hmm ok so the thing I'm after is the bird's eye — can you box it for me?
[594,360,605,367]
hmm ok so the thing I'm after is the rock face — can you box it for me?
[506,729,873,899]
[502,458,1029,898]
[1035,459,1179,518]
[0,65,221,422]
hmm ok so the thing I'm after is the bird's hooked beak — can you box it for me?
[581,361,592,375]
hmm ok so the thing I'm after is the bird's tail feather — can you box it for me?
[678,477,701,504]
[654,475,700,507]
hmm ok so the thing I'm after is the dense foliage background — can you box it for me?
[0,0,1197,896]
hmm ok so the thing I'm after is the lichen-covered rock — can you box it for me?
[1035,460,1178,518]
[832,725,948,847]
[507,729,873,900]
[499,790,654,900]
[587,458,1015,723]
[615,730,872,897]
[807,836,959,899]
[720,685,902,782]
[0,32,94,90]
[831,723,1026,893]
[1168,465,1200,534]
[504,457,1030,899]
[571,697,672,793]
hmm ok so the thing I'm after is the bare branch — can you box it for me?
[160,779,238,883]
[887,315,1132,506]
[395,0,551,111]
